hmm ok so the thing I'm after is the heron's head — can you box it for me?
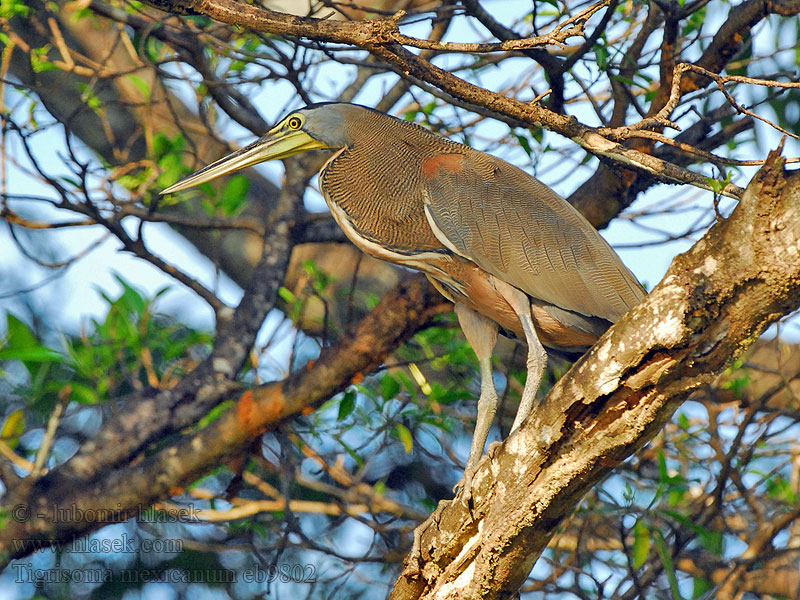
[161,103,358,194]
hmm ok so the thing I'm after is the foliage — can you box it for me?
[1,276,211,413]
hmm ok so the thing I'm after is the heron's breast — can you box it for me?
[318,145,444,255]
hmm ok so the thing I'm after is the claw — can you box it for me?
[454,464,477,509]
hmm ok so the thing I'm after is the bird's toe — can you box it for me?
[455,466,477,509]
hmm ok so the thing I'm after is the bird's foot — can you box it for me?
[486,440,501,457]
[453,465,477,509]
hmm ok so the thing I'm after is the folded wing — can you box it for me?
[421,151,645,322]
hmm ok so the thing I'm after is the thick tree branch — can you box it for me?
[36,155,310,485]
[146,0,755,198]
[0,275,447,563]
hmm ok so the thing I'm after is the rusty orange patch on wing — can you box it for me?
[421,153,464,179]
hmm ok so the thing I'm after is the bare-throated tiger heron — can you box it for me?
[162,103,645,495]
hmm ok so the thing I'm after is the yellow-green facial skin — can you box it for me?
[161,114,329,195]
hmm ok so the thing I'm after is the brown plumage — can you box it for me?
[162,103,646,497]
[317,107,642,340]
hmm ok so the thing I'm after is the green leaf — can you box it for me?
[1,409,25,449]
[653,530,683,600]
[69,7,92,22]
[394,371,417,401]
[668,515,723,569]
[623,483,635,504]
[513,131,533,157]
[336,436,363,467]
[682,7,706,35]
[156,153,184,189]
[632,520,650,568]
[0,0,29,18]
[721,372,750,398]
[153,133,171,156]
[594,42,609,70]
[380,374,400,400]
[29,46,60,73]
[698,529,722,555]
[57,175,83,189]
[77,82,102,112]
[0,346,63,363]
[221,175,249,216]
[668,487,687,506]
[278,287,295,303]
[67,382,100,405]
[657,450,669,482]
[197,400,234,429]
[692,576,713,599]
[394,423,413,453]
[338,390,356,420]
[423,101,437,116]
[1,315,63,368]
[114,274,147,315]
[6,314,37,349]
[766,474,797,504]
[143,36,164,63]
[302,260,334,293]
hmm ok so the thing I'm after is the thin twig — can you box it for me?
[31,387,70,479]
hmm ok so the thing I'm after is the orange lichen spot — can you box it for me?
[306,360,316,371]
[352,338,376,356]
[236,389,255,429]
[259,386,286,422]
[301,406,314,416]
[421,153,464,179]
[235,386,287,435]
[168,487,184,496]
[351,372,364,384]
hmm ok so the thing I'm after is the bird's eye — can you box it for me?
[287,116,302,130]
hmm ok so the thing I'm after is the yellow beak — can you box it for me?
[161,129,328,194]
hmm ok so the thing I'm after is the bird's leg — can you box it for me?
[492,279,547,433]
[454,302,499,497]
